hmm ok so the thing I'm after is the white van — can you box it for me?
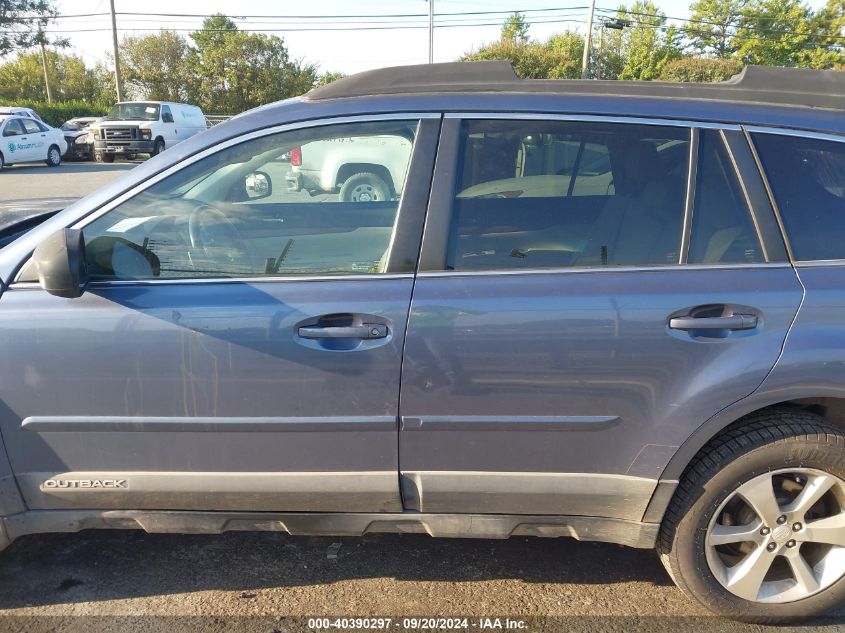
[92,101,206,163]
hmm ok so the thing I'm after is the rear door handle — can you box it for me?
[298,324,387,339]
[669,315,758,331]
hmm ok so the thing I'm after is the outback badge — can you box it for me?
[43,479,127,489]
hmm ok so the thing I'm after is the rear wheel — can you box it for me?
[45,145,61,167]
[339,172,391,203]
[659,410,845,622]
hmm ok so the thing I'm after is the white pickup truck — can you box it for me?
[285,134,412,202]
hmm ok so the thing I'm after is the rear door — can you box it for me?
[0,115,438,513]
[399,116,803,519]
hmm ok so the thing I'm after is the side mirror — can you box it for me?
[32,228,88,298]
[162,113,174,123]
[244,171,272,200]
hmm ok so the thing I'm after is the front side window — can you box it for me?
[3,119,24,137]
[753,132,845,261]
[446,120,690,270]
[81,120,418,280]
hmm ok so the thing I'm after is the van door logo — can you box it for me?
[7,142,15,154]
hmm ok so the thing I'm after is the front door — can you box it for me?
[3,118,40,163]
[160,105,176,145]
[0,116,438,513]
[399,117,803,520]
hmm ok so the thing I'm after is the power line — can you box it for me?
[5,6,590,22]
[595,13,844,48]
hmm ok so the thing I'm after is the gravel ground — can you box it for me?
[0,530,844,632]
[2,159,844,633]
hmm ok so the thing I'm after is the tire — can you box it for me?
[95,152,115,164]
[0,152,4,170]
[339,172,391,203]
[658,409,845,622]
[45,145,61,167]
[151,139,165,156]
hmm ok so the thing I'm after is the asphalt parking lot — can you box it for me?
[0,160,136,217]
[0,161,844,633]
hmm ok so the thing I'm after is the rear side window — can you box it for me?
[688,130,763,264]
[753,133,845,261]
[446,120,690,270]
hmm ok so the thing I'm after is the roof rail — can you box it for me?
[305,61,845,112]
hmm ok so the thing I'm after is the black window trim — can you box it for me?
[744,125,845,264]
[419,112,784,274]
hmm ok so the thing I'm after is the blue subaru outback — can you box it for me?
[0,62,844,622]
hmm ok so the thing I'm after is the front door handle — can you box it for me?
[298,324,387,340]
[669,314,758,331]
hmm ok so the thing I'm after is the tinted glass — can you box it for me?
[688,130,763,264]
[447,120,690,270]
[82,120,417,280]
[3,119,24,136]
[753,133,845,261]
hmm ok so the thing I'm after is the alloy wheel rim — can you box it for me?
[706,467,845,603]
[50,148,59,163]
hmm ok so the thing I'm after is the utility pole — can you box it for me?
[597,24,604,81]
[38,26,53,103]
[580,0,596,79]
[428,0,434,63]
[109,0,124,101]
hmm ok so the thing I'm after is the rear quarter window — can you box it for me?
[753,132,845,261]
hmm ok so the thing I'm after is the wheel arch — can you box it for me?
[335,163,394,195]
[641,391,845,525]
[662,390,845,483]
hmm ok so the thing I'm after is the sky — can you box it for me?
[37,0,830,74]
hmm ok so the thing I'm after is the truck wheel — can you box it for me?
[95,152,115,164]
[45,145,62,167]
[658,409,845,622]
[151,139,165,156]
[339,172,391,203]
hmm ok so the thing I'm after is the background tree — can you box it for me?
[0,50,109,101]
[658,56,744,81]
[733,0,836,66]
[119,31,188,101]
[462,33,585,79]
[463,14,584,79]
[185,14,318,112]
[317,71,346,86]
[805,0,845,67]
[685,0,745,57]
[0,0,63,55]
[603,2,683,79]
[501,12,530,43]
